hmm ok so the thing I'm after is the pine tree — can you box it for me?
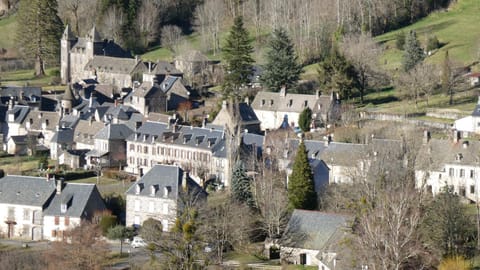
[16,0,63,76]
[222,16,254,98]
[402,30,425,71]
[298,107,312,132]
[317,48,359,100]
[231,161,254,207]
[288,141,317,210]
[261,28,303,92]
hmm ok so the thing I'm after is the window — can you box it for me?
[460,169,465,177]
[449,168,454,177]
[137,145,141,152]
[129,144,135,151]
[149,201,154,213]
[54,216,60,225]
[144,159,147,166]
[471,170,475,178]
[163,203,169,215]
[304,100,308,107]
[134,200,140,211]
[23,209,30,221]
[261,99,265,106]
[460,186,466,196]
[152,147,156,155]
[144,146,148,154]
[64,216,70,226]
[51,230,57,237]
[471,185,475,194]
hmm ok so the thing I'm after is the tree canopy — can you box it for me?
[402,30,425,71]
[261,28,303,92]
[16,0,63,76]
[298,107,312,132]
[230,161,254,208]
[222,16,254,98]
[288,141,317,210]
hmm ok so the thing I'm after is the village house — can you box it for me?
[251,88,341,130]
[0,175,105,241]
[212,100,261,135]
[125,164,206,231]
[280,210,351,268]
[124,75,190,115]
[454,97,480,135]
[125,121,229,186]
[416,131,480,202]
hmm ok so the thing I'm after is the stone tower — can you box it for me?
[61,84,76,115]
[85,26,102,59]
[60,25,76,84]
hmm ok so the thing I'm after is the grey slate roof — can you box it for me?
[95,123,133,140]
[148,61,183,75]
[282,210,350,250]
[6,105,30,123]
[251,91,325,113]
[22,111,61,131]
[85,56,140,75]
[43,183,105,218]
[51,128,74,144]
[127,121,227,158]
[0,175,56,207]
[74,119,105,146]
[416,138,480,171]
[321,142,367,166]
[125,164,207,200]
[0,86,42,102]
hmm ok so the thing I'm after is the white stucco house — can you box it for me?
[454,97,480,136]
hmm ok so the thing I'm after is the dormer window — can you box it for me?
[135,184,142,194]
[61,203,67,213]
[288,99,293,107]
[164,186,171,197]
[261,99,265,106]
[270,100,274,106]
[304,100,308,107]
[45,119,49,126]
[456,153,463,161]
[150,185,157,196]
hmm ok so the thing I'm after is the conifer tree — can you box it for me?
[402,30,425,71]
[16,0,63,76]
[288,141,317,210]
[261,28,303,92]
[298,107,312,132]
[222,16,254,98]
[231,161,254,208]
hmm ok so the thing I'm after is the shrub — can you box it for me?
[427,35,440,51]
[395,31,406,50]
[99,215,118,235]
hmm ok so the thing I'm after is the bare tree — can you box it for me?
[101,5,125,44]
[57,0,98,36]
[194,0,225,55]
[161,25,183,53]
[396,62,439,109]
[136,0,163,49]
[341,33,385,103]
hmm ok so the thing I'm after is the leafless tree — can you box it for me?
[57,0,98,36]
[0,250,46,270]
[194,0,225,55]
[341,33,386,103]
[136,0,163,49]
[101,5,125,44]
[396,62,439,108]
[161,25,183,53]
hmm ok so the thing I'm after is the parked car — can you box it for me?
[130,236,147,248]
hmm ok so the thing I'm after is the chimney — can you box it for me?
[182,170,188,191]
[244,96,250,105]
[324,135,332,146]
[222,100,227,110]
[56,178,64,195]
[89,95,93,108]
[148,61,152,73]
[316,90,321,99]
[279,86,286,97]
[423,130,431,144]
[202,117,207,128]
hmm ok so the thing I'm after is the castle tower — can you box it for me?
[61,84,76,115]
[60,25,76,84]
[85,26,102,59]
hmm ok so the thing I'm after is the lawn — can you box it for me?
[1,67,59,87]
[376,0,480,70]
[0,14,17,49]
[0,155,44,175]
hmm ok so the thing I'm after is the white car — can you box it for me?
[130,236,147,248]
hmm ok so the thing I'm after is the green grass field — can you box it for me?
[377,0,480,70]
[1,67,58,87]
[0,14,17,49]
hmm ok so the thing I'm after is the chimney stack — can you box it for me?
[453,130,461,143]
[182,170,188,191]
[423,130,431,144]
[56,178,64,195]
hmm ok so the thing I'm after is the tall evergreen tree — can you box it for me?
[222,16,254,98]
[261,28,303,92]
[231,161,254,208]
[16,0,63,76]
[288,141,317,210]
[402,30,425,71]
[317,48,359,100]
[298,107,312,132]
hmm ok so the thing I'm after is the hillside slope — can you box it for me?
[377,0,480,70]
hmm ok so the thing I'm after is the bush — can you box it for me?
[48,68,60,77]
[427,35,440,51]
[395,31,406,50]
[99,215,118,235]
[438,256,470,270]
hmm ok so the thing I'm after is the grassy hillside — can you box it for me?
[377,0,480,70]
[0,14,16,50]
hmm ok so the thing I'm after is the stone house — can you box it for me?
[0,175,105,241]
[212,100,261,135]
[280,210,351,268]
[43,180,106,241]
[85,123,133,169]
[50,128,74,160]
[125,164,206,230]
[125,75,190,115]
[415,131,480,202]
[251,89,341,130]
[125,121,229,186]
[21,111,60,148]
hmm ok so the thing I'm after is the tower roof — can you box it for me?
[62,25,76,41]
[62,84,76,102]
[87,26,102,43]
